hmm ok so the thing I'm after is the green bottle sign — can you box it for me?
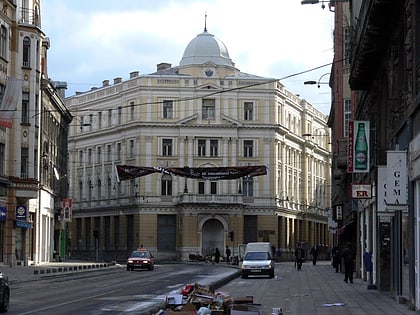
[354,122,368,170]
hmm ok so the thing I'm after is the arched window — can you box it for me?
[161,174,172,196]
[23,36,30,67]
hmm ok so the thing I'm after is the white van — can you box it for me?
[241,242,275,278]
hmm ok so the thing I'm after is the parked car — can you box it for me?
[0,272,9,312]
[241,251,275,279]
[127,249,155,271]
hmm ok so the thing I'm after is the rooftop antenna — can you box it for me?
[204,11,207,32]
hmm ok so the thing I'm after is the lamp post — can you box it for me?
[304,73,330,88]
[301,0,348,11]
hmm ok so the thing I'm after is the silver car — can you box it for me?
[241,251,275,278]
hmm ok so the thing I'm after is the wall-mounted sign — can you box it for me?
[351,184,372,199]
[15,206,27,221]
[336,205,342,220]
[348,121,370,173]
[62,198,72,222]
[386,151,407,206]
[0,206,6,222]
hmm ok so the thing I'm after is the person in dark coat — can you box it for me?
[310,245,319,265]
[295,243,304,270]
[342,243,355,283]
[332,246,341,273]
[214,247,221,263]
[225,245,231,263]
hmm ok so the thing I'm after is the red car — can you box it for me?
[127,250,154,271]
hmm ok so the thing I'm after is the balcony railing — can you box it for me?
[19,8,40,26]
[179,193,243,205]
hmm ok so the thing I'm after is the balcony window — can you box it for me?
[244,140,254,157]
[210,140,218,157]
[198,139,206,156]
[202,99,215,119]
[163,100,173,119]
[162,139,173,156]
[244,101,254,120]
[243,177,254,197]
[198,181,205,194]
[161,174,172,196]
[210,182,217,194]
[21,92,29,123]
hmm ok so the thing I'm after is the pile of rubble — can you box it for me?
[157,283,262,315]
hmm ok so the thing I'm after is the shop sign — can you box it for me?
[386,151,407,206]
[0,206,5,222]
[15,206,27,221]
[351,184,372,199]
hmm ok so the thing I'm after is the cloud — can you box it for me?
[41,0,334,114]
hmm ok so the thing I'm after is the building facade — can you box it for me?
[0,0,71,266]
[326,0,419,310]
[66,28,332,262]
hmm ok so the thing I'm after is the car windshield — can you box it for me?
[131,251,150,258]
[244,251,271,260]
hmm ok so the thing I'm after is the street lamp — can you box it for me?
[301,0,348,11]
[304,73,330,88]
[72,117,91,130]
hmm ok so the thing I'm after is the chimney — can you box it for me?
[103,80,109,87]
[130,71,139,78]
[157,63,171,71]
[113,77,122,84]
[53,81,67,99]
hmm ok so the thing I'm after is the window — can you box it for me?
[116,143,121,160]
[343,27,350,66]
[0,143,4,175]
[78,181,83,201]
[198,181,205,194]
[243,177,254,197]
[210,182,217,194]
[98,112,102,129]
[344,99,352,137]
[244,140,254,157]
[108,109,112,127]
[198,139,206,156]
[128,139,134,158]
[88,148,92,164]
[244,102,254,120]
[202,99,215,119]
[0,26,7,59]
[163,100,173,119]
[21,147,28,178]
[161,174,172,195]
[106,144,111,162]
[21,92,29,123]
[97,178,102,201]
[210,140,218,157]
[23,36,30,67]
[118,106,122,125]
[97,147,101,163]
[130,101,135,121]
[162,139,173,156]
[79,150,83,166]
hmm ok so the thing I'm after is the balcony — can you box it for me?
[178,193,244,205]
[18,8,40,26]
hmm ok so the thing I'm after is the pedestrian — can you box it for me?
[214,247,221,263]
[225,245,231,263]
[332,246,341,273]
[310,245,319,265]
[276,248,283,261]
[295,243,304,270]
[342,243,355,283]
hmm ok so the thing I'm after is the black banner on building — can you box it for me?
[116,165,267,182]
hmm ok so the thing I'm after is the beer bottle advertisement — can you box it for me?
[353,121,369,172]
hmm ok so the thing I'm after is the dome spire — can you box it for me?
[204,11,207,32]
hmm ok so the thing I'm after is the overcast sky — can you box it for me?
[40,0,334,115]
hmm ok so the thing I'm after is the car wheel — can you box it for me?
[241,274,247,279]
[269,271,275,278]
[0,288,9,313]
[126,266,131,271]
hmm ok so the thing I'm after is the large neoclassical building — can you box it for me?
[66,27,332,262]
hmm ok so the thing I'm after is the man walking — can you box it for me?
[295,243,304,270]
[342,243,355,283]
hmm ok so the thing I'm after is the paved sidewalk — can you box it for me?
[220,260,418,315]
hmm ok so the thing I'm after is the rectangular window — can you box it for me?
[130,101,135,121]
[244,140,254,157]
[116,143,121,160]
[108,109,112,127]
[88,148,92,164]
[118,106,122,125]
[210,140,218,157]
[210,182,217,194]
[0,26,6,59]
[107,144,111,162]
[162,139,173,156]
[243,178,254,196]
[343,27,350,66]
[202,99,215,119]
[163,100,173,119]
[79,150,83,166]
[198,139,206,156]
[21,147,28,178]
[129,139,135,158]
[198,182,205,194]
[244,101,254,120]
[344,99,352,137]
[97,147,101,163]
[98,112,102,129]
[21,92,29,123]
[0,143,4,175]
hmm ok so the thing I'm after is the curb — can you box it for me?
[32,262,116,276]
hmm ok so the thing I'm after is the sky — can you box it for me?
[40,0,334,115]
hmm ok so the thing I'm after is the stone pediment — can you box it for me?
[177,113,199,125]
[221,113,242,126]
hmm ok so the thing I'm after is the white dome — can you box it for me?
[180,30,234,67]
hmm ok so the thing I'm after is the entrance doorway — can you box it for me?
[202,218,224,257]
